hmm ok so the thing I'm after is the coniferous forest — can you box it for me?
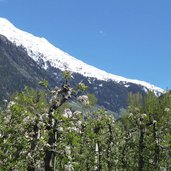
[0,72,170,171]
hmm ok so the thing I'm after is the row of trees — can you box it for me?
[0,74,171,171]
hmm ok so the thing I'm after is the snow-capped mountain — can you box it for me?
[0,17,163,94]
[0,17,165,112]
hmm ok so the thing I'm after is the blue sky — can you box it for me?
[0,0,171,89]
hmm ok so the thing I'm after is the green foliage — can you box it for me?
[39,80,49,88]
[128,92,143,109]
[62,70,72,80]
[87,93,98,106]
[77,82,88,92]
[0,82,171,170]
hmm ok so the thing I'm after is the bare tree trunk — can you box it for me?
[27,165,36,171]
[153,122,160,170]
[44,84,72,171]
[97,141,102,171]
[107,124,113,171]
[121,143,127,171]
[138,124,145,171]
[44,110,56,171]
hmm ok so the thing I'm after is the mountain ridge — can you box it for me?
[0,17,163,94]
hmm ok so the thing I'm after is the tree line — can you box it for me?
[0,73,170,171]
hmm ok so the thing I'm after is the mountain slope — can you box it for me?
[0,34,58,106]
[0,18,163,93]
[0,17,164,112]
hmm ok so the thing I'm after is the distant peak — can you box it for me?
[0,17,14,27]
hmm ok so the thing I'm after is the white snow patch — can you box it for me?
[124,84,130,88]
[88,78,92,84]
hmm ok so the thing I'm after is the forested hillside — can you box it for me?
[0,73,170,171]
